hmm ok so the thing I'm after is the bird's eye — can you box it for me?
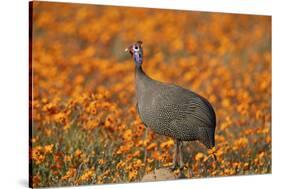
[134,46,139,50]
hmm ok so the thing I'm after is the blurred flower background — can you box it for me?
[30,2,271,187]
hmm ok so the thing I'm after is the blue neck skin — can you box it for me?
[133,51,143,68]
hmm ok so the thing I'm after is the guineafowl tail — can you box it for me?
[205,127,217,162]
[208,127,216,149]
[199,127,216,149]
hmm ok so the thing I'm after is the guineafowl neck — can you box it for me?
[135,66,154,102]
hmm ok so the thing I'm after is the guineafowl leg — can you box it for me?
[178,140,186,178]
[178,141,184,169]
[143,127,148,164]
[170,139,179,170]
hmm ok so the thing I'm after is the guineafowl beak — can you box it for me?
[125,46,133,56]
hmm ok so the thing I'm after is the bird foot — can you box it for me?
[169,167,177,172]
[168,165,187,179]
[169,165,186,171]
[177,171,186,179]
[176,166,187,179]
[168,164,178,171]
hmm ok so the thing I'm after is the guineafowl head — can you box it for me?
[125,41,143,67]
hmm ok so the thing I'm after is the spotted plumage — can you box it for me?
[125,41,217,171]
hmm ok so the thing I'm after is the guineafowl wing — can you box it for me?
[183,96,216,128]
[163,96,216,142]
[153,84,216,129]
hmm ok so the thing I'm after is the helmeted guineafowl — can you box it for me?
[125,41,217,172]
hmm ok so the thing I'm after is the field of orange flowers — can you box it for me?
[30,2,271,187]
